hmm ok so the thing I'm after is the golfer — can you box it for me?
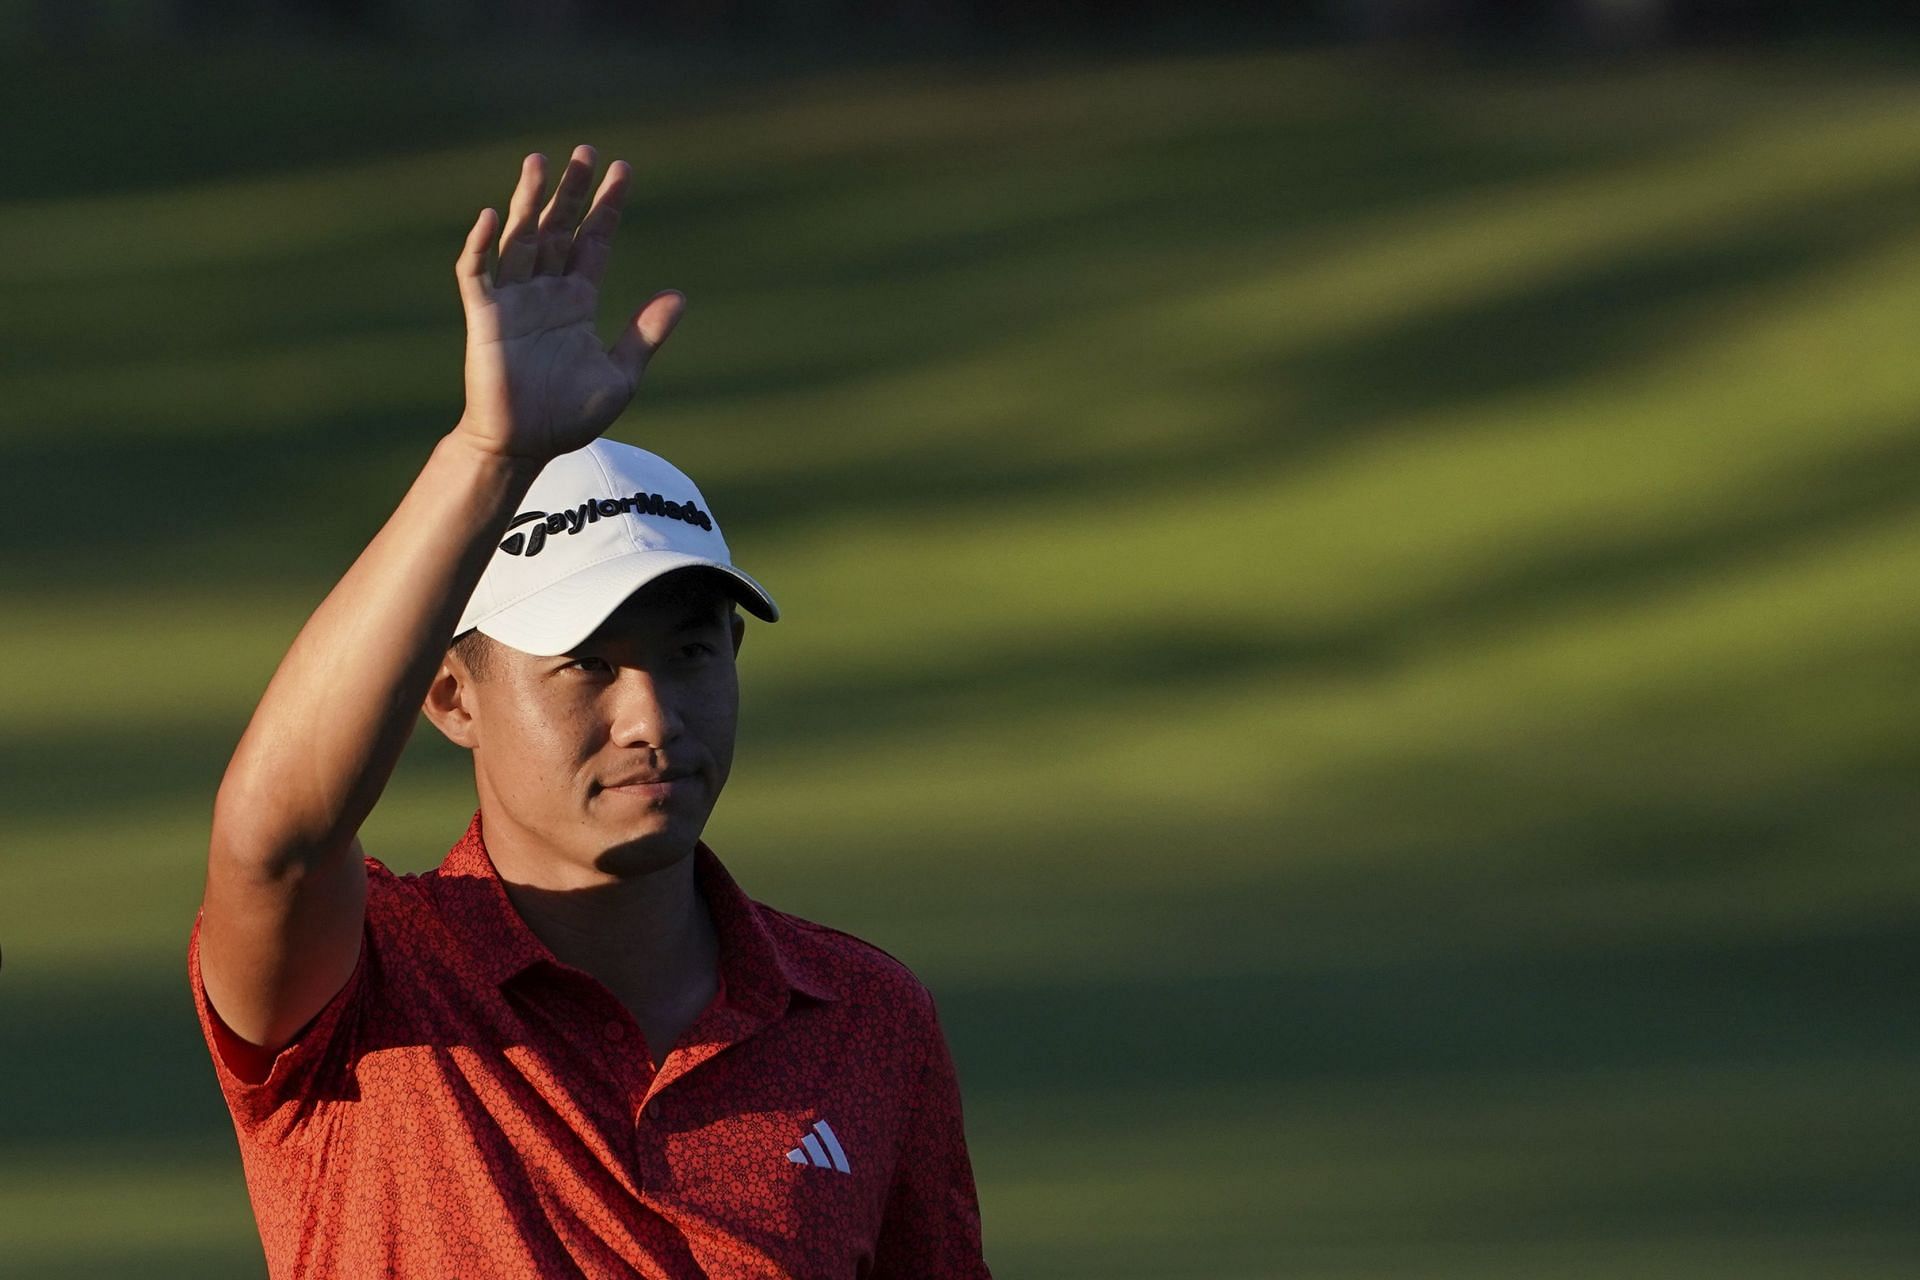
[190,145,991,1278]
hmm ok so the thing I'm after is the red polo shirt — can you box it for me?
[188,813,990,1279]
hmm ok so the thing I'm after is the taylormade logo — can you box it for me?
[498,492,713,557]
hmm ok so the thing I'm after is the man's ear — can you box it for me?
[422,658,479,749]
[730,611,746,657]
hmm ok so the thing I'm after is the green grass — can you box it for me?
[4,43,1920,1277]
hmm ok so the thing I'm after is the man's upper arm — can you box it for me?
[871,993,992,1278]
[196,819,370,1061]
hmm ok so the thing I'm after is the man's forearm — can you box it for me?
[211,428,540,874]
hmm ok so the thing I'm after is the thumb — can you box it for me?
[610,290,687,388]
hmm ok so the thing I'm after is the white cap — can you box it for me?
[455,439,778,655]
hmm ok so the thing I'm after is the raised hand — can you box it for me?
[454,145,686,460]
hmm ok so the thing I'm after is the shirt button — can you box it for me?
[647,1100,663,1120]
[603,1022,626,1042]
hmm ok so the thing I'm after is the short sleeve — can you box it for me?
[187,903,370,1136]
[870,992,992,1278]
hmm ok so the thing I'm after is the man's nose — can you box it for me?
[609,666,683,748]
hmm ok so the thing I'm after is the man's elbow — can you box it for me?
[209,765,352,882]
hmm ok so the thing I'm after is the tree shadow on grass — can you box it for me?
[9,51,1920,1279]
[4,882,1915,1221]
[1,416,1916,833]
[13,51,1893,599]
[3,1245,264,1280]
[15,145,1917,611]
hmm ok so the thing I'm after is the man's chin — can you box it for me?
[588,821,704,878]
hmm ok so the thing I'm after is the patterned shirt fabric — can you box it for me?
[188,812,991,1279]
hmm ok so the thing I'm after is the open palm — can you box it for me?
[455,147,685,461]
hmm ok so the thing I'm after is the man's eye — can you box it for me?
[677,643,714,662]
[567,656,612,673]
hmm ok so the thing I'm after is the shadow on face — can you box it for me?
[427,568,752,880]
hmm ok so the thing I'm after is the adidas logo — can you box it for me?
[785,1119,851,1173]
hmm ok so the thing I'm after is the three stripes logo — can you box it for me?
[785,1119,851,1174]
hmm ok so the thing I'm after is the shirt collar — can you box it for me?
[431,811,838,1012]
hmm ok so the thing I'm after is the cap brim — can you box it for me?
[473,552,779,656]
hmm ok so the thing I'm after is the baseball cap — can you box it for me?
[454,439,778,656]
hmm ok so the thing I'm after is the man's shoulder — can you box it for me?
[754,899,939,1015]
[361,853,430,902]
[354,854,465,947]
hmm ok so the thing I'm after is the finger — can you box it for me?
[566,159,632,287]
[455,207,498,311]
[495,153,548,285]
[609,291,686,388]
[534,144,597,276]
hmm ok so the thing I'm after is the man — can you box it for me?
[190,145,991,1278]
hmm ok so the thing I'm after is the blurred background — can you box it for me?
[3,2,1919,1276]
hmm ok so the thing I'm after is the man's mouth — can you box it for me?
[598,768,695,794]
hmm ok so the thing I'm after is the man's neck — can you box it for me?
[483,819,720,1035]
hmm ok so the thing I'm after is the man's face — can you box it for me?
[452,571,746,881]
